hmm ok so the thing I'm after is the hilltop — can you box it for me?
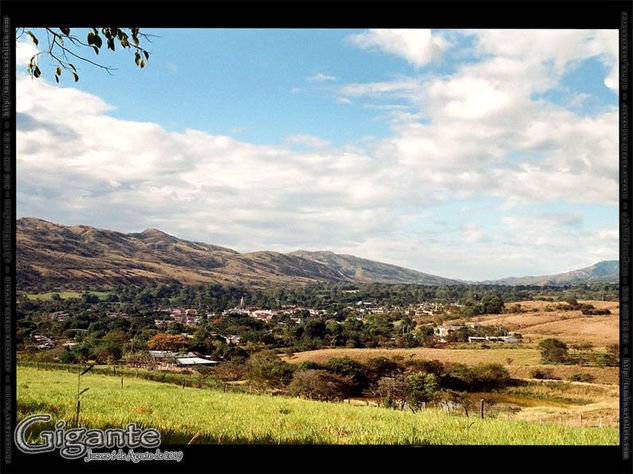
[16,218,459,289]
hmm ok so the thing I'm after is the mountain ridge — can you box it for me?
[16,217,618,289]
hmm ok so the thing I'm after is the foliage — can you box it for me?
[568,373,595,383]
[147,333,191,352]
[538,338,569,364]
[245,351,296,389]
[404,372,439,412]
[20,27,151,83]
[288,369,352,401]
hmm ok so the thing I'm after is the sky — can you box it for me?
[15,28,619,281]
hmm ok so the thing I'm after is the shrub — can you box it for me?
[569,373,595,383]
[324,357,368,395]
[245,351,296,389]
[530,368,555,380]
[363,357,402,384]
[375,375,408,409]
[288,370,352,401]
[404,372,439,412]
[538,338,568,364]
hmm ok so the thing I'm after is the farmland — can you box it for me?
[17,366,618,445]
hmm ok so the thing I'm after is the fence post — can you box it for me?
[480,399,485,419]
[580,415,583,426]
[121,375,124,388]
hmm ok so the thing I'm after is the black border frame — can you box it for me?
[1,1,632,473]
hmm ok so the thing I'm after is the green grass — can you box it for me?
[23,290,112,301]
[17,367,618,445]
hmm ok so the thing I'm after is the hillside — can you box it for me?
[485,260,619,286]
[289,250,459,285]
[18,366,618,445]
[16,218,457,289]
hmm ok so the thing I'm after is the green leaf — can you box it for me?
[143,50,149,60]
[134,51,140,66]
[27,31,38,46]
[72,72,79,82]
[107,38,115,51]
[79,387,90,396]
[91,27,98,35]
[93,35,102,48]
[132,35,139,46]
[69,63,76,72]
[54,75,59,83]
[56,66,62,75]
[33,66,41,78]
[120,36,129,48]
[140,59,145,69]
[92,46,99,55]
[60,27,70,35]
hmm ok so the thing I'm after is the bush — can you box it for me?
[324,357,368,395]
[363,357,402,384]
[530,368,555,380]
[441,363,512,391]
[538,338,568,364]
[404,372,439,412]
[288,370,352,401]
[245,351,296,389]
[569,373,595,383]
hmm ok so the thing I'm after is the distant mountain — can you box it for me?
[16,217,617,290]
[288,250,460,286]
[16,218,457,289]
[484,260,619,286]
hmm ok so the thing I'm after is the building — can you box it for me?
[435,325,465,341]
[176,357,218,367]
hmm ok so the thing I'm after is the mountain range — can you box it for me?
[16,217,618,289]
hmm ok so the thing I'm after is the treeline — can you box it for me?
[20,280,619,312]
[242,353,513,411]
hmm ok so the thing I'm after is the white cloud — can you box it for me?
[284,135,331,148]
[16,29,619,280]
[346,29,450,67]
[306,72,337,82]
[16,40,38,66]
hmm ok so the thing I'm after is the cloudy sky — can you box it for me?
[16,28,618,280]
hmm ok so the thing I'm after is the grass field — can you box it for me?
[17,367,618,445]
[475,300,619,348]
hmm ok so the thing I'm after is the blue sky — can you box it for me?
[16,28,619,280]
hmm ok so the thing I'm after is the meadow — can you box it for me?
[17,366,618,445]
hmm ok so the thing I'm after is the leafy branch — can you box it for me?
[20,27,153,83]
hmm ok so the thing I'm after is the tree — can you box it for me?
[147,333,190,352]
[288,370,352,401]
[480,294,504,315]
[245,351,296,389]
[538,338,569,364]
[19,27,152,83]
[404,372,439,412]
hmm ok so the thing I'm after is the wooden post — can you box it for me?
[480,399,485,419]
[580,415,583,426]
[120,375,124,388]
[113,366,116,376]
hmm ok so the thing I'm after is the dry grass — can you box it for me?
[284,347,542,366]
[472,300,619,348]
